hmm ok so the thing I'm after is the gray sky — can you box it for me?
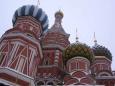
[0,0,115,70]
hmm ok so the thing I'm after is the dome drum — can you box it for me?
[63,42,94,64]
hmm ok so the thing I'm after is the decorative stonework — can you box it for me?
[0,4,115,86]
[14,16,43,38]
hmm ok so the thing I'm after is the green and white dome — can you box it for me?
[63,42,94,63]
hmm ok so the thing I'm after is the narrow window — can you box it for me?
[43,58,50,65]
[47,82,54,85]
[37,81,44,85]
[45,60,49,65]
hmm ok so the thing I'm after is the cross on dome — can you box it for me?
[94,32,97,45]
[37,0,40,6]
[76,28,79,43]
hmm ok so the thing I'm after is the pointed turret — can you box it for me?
[49,10,69,37]
[76,28,79,43]
[42,10,70,49]
[41,10,70,68]
[94,32,97,46]
[35,11,69,85]
[92,32,112,77]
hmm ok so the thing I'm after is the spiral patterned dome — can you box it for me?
[12,5,49,32]
[92,44,112,61]
[63,42,94,63]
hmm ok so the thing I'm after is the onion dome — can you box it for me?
[12,5,49,32]
[55,10,64,19]
[63,42,94,63]
[41,10,70,49]
[92,32,112,61]
[48,10,69,36]
[92,44,112,61]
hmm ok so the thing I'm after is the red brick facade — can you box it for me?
[0,5,115,86]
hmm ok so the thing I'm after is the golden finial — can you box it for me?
[94,32,97,45]
[55,9,64,18]
[76,28,79,42]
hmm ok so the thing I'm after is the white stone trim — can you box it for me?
[70,70,88,76]
[0,42,5,50]
[67,56,90,73]
[67,56,90,65]
[38,65,57,68]
[0,52,7,66]
[0,78,19,86]
[96,76,115,79]
[36,80,45,85]
[54,50,60,64]
[0,67,35,86]
[1,32,43,59]
[29,48,36,71]
[91,59,111,68]
[46,80,55,85]
[8,42,19,66]
[43,44,64,50]
[98,71,112,76]
[95,56,111,62]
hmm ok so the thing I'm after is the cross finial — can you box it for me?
[37,0,40,6]
[94,32,97,45]
[76,28,79,42]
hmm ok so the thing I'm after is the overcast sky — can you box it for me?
[0,0,115,70]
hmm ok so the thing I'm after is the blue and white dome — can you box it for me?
[12,5,49,32]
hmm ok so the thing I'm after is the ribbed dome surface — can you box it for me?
[55,10,64,18]
[92,44,112,60]
[63,42,94,63]
[12,5,48,32]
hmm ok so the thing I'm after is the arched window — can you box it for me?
[100,74,109,76]
[45,60,49,65]
[26,33,33,38]
[98,72,111,76]
[57,82,63,85]
[37,81,44,85]
[43,57,50,65]
[47,82,54,85]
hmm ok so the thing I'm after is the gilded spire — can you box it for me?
[37,0,40,6]
[94,32,97,45]
[76,28,79,42]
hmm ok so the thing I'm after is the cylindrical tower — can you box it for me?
[63,42,95,85]
[92,43,112,76]
[0,5,49,77]
[41,10,70,67]
[34,11,70,86]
